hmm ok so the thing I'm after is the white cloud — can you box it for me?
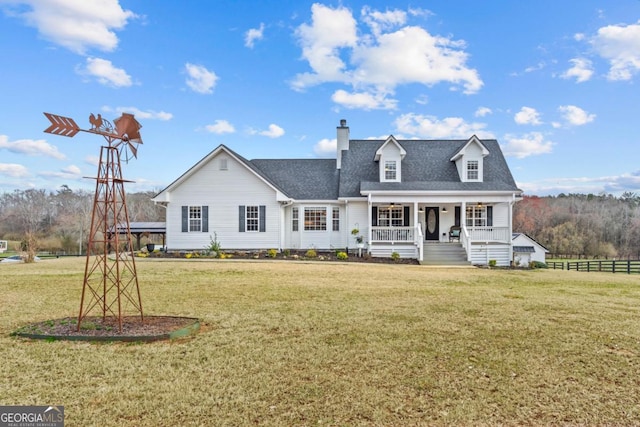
[474,107,492,117]
[361,6,407,36]
[2,0,136,54]
[39,165,83,180]
[0,163,29,177]
[0,135,66,160]
[252,124,285,138]
[245,23,265,48]
[292,4,358,89]
[85,155,99,166]
[558,105,595,126]
[518,171,640,196]
[331,89,397,110]
[185,63,218,94]
[205,120,235,134]
[107,106,172,121]
[501,132,553,159]
[591,20,640,81]
[292,4,482,110]
[313,138,336,156]
[561,58,594,83]
[78,57,132,87]
[514,107,542,125]
[394,113,494,139]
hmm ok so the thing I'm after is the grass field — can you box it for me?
[1,257,639,426]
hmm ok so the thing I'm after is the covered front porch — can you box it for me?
[361,197,517,265]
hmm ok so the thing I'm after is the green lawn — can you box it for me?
[1,257,639,426]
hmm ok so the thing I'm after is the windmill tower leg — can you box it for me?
[78,144,143,332]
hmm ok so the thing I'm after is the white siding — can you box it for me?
[164,153,281,250]
[284,203,346,251]
[470,243,511,266]
[346,201,369,247]
[492,203,509,227]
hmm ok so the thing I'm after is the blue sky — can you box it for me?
[1,0,639,196]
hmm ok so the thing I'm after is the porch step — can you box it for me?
[421,242,470,266]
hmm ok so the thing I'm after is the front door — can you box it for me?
[425,206,440,241]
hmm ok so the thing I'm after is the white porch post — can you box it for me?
[367,193,372,255]
[508,198,514,265]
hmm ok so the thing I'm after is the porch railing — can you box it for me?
[467,226,510,242]
[371,226,414,242]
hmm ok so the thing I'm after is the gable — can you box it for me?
[152,145,288,203]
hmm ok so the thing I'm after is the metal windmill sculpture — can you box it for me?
[44,112,144,332]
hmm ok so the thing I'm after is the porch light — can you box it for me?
[442,207,448,213]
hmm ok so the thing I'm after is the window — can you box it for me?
[384,160,397,180]
[378,206,404,227]
[246,206,259,232]
[467,160,479,180]
[304,208,327,231]
[466,205,488,227]
[239,205,265,232]
[182,206,208,232]
[332,207,340,231]
[292,207,299,232]
[189,206,202,232]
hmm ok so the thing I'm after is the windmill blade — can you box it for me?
[127,141,138,159]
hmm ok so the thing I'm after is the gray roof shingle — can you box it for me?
[338,139,520,197]
[222,138,520,200]
[250,159,340,200]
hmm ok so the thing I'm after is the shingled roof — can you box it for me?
[339,139,519,198]
[155,137,520,202]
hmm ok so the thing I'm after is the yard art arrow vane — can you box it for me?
[43,112,80,137]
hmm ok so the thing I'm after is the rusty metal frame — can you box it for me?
[44,112,143,332]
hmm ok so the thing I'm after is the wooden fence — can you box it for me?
[549,260,640,274]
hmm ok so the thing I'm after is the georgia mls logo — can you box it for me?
[0,405,64,427]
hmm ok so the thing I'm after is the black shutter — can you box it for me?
[202,206,209,232]
[403,206,410,226]
[181,206,188,232]
[259,205,266,232]
[372,207,378,226]
[239,206,245,232]
[487,206,493,226]
[454,206,461,227]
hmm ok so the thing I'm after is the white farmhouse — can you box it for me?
[152,120,523,265]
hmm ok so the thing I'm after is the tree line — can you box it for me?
[1,186,639,259]
[513,192,640,259]
[0,185,164,256]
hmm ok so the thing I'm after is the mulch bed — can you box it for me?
[13,316,199,340]
[147,250,419,265]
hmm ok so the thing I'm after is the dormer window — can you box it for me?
[467,160,479,180]
[450,136,489,182]
[384,161,397,180]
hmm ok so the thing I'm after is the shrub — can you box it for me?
[305,249,317,258]
[391,251,400,261]
[283,249,291,257]
[267,249,278,258]
[336,251,348,260]
[206,233,222,257]
[530,261,548,269]
[489,259,497,268]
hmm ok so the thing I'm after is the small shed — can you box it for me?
[512,233,549,267]
[110,222,166,250]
